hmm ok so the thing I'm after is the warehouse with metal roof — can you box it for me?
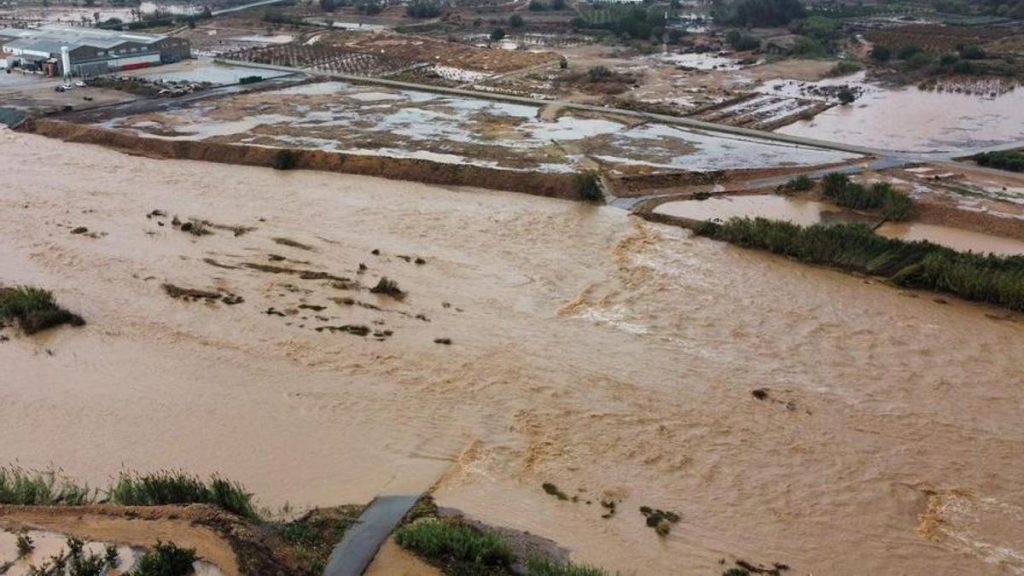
[0,26,189,77]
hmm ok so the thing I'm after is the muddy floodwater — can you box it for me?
[1,128,1023,575]
[878,222,1024,256]
[775,73,1024,152]
[653,194,857,226]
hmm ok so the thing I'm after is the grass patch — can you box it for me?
[271,506,363,576]
[108,471,260,522]
[131,541,197,576]
[0,286,84,335]
[820,173,917,221]
[0,467,93,506]
[394,518,514,574]
[696,217,1024,312]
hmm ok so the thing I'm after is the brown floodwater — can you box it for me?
[653,194,854,226]
[877,222,1024,256]
[1,127,1023,575]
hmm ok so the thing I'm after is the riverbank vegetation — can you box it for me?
[0,286,85,335]
[973,150,1024,172]
[108,471,260,522]
[0,467,93,506]
[695,218,1024,312]
[820,173,917,220]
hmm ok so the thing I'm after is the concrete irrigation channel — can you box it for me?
[322,494,423,576]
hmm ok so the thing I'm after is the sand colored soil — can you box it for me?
[1,128,1023,575]
[364,536,442,576]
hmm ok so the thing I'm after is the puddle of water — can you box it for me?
[0,529,223,576]
[657,52,746,71]
[653,194,851,226]
[877,222,1024,256]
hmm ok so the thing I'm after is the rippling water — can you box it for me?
[1,128,1022,575]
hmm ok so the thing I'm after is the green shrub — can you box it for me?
[973,150,1024,172]
[0,467,93,505]
[0,286,85,334]
[783,175,814,192]
[820,173,916,220]
[574,172,604,203]
[395,519,514,570]
[131,541,197,576]
[109,471,260,522]
[272,149,298,170]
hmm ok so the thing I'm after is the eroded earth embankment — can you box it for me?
[22,119,579,199]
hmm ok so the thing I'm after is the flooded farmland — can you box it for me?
[775,73,1024,152]
[2,127,1023,575]
[653,194,858,226]
[94,80,859,173]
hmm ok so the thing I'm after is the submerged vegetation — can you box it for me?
[109,471,260,522]
[820,173,917,221]
[0,286,85,335]
[696,218,1024,311]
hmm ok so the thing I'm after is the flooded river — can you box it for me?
[1,128,1023,575]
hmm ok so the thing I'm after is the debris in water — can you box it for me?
[370,277,405,300]
[640,506,681,536]
[542,482,569,500]
[71,226,88,235]
[751,388,770,400]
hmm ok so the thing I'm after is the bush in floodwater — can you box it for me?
[820,173,916,221]
[395,518,514,570]
[782,174,813,192]
[108,471,260,522]
[0,466,93,506]
[0,286,85,334]
[131,541,197,576]
[574,172,604,203]
[16,532,34,558]
[369,276,406,300]
[695,217,1024,312]
[272,149,298,170]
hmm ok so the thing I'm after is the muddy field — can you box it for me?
[2,128,1024,575]
[86,80,859,175]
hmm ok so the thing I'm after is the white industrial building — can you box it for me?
[0,26,190,77]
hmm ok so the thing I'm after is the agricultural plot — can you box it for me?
[94,81,859,174]
[222,44,419,76]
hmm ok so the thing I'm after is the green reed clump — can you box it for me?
[820,173,917,221]
[0,286,85,334]
[0,467,93,506]
[696,217,1024,311]
[108,471,260,522]
[395,518,514,571]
